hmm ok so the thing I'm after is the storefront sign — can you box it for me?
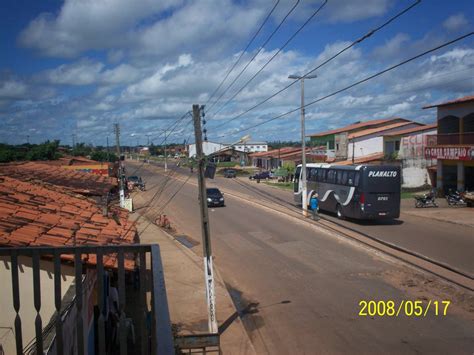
[424,146,474,160]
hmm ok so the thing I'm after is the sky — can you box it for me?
[0,0,473,146]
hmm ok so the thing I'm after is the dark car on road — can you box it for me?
[127,176,141,186]
[223,169,237,178]
[249,171,271,180]
[206,188,225,207]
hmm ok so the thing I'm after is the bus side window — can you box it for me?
[318,169,324,182]
[354,172,360,186]
[328,170,336,183]
[347,171,355,186]
[336,171,343,185]
[342,171,348,185]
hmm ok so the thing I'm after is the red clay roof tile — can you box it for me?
[0,176,136,268]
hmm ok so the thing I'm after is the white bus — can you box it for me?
[294,163,401,220]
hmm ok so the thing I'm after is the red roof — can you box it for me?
[307,118,409,137]
[383,123,437,137]
[423,95,474,109]
[249,147,300,158]
[0,161,116,196]
[333,153,385,165]
[0,176,136,269]
[347,121,417,139]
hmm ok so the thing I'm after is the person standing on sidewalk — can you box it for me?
[310,193,320,221]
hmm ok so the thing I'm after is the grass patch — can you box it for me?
[262,181,294,191]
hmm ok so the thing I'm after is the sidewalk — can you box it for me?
[130,212,256,354]
[401,198,474,228]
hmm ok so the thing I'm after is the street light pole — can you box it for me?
[289,74,317,217]
[164,130,168,172]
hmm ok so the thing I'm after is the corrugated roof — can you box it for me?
[0,161,116,196]
[423,95,474,109]
[348,121,417,139]
[249,147,300,158]
[383,123,437,137]
[307,118,409,137]
[333,153,385,165]
[0,176,136,269]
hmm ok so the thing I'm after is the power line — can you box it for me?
[206,0,301,113]
[205,0,281,106]
[214,31,474,139]
[208,0,421,130]
[209,0,329,118]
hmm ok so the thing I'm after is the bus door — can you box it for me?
[293,166,302,204]
[362,167,401,218]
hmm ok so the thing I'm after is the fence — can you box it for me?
[0,244,173,355]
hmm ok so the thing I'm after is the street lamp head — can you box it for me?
[288,74,317,80]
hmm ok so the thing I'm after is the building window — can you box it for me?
[395,140,400,151]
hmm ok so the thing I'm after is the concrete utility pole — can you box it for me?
[289,74,317,217]
[106,135,110,162]
[164,130,168,172]
[193,104,218,334]
[114,123,125,208]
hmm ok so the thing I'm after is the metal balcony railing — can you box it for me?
[0,244,174,355]
[427,133,474,145]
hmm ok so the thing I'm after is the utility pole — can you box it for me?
[288,74,317,217]
[114,123,125,208]
[106,135,110,162]
[164,130,168,172]
[352,139,355,164]
[193,104,218,334]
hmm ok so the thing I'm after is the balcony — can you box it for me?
[427,133,474,146]
[0,244,174,355]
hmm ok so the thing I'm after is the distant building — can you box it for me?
[187,141,227,157]
[424,95,474,192]
[233,142,268,153]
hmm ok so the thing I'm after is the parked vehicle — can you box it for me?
[249,171,271,180]
[224,169,237,178]
[414,189,438,208]
[294,163,401,220]
[206,188,225,207]
[464,190,474,207]
[127,176,145,191]
[445,189,465,206]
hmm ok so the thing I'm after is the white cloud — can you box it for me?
[0,80,28,99]
[325,0,392,23]
[18,0,182,57]
[372,33,410,60]
[443,13,469,32]
[44,60,104,85]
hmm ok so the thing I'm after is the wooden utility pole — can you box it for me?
[193,104,218,334]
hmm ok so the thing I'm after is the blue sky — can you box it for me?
[0,0,473,146]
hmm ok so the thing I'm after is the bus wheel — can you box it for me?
[336,204,344,220]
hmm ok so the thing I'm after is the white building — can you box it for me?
[187,141,227,157]
[188,141,268,157]
[233,142,268,153]
[346,120,423,160]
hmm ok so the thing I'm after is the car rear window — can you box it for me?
[207,188,221,194]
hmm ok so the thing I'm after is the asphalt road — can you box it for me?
[212,174,474,276]
[130,161,474,354]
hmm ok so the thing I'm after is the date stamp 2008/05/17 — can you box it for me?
[358,300,451,317]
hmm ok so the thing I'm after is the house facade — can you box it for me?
[424,95,474,193]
